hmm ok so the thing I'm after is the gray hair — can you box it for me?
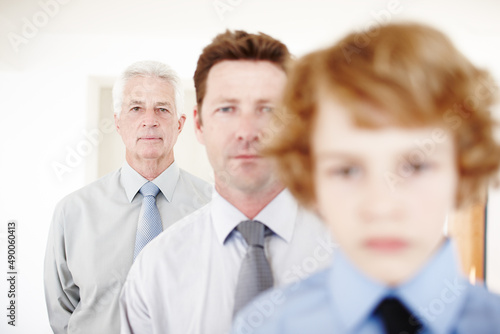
[112,60,184,117]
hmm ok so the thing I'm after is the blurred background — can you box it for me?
[0,0,499,332]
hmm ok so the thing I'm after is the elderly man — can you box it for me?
[44,60,211,334]
[120,31,334,334]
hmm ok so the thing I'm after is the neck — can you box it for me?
[127,156,174,181]
[216,181,285,219]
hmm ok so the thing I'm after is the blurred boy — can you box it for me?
[232,23,500,334]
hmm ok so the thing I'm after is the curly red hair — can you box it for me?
[266,22,500,208]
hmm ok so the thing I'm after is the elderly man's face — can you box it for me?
[115,76,185,168]
[194,60,286,194]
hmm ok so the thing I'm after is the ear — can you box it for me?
[114,113,121,134]
[177,114,186,134]
[193,105,205,145]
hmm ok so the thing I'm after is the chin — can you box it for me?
[369,263,418,286]
[233,177,271,193]
[138,149,162,158]
[376,273,411,286]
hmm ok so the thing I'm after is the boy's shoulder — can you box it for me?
[465,283,500,309]
[456,284,500,332]
[233,267,333,334]
[280,266,332,303]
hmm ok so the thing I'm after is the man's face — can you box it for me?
[312,97,458,286]
[115,76,185,167]
[195,60,287,194]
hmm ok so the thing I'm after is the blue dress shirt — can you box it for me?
[232,239,500,334]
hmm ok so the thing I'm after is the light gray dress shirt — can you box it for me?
[44,162,212,334]
[120,189,335,334]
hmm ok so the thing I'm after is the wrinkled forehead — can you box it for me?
[123,76,175,101]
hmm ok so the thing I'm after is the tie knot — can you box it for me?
[237,220,265,247]
[139,182,160,198]
[374,297,423,334]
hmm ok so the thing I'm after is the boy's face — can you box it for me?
[312,96,458,286]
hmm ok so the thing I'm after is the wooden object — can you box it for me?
[448,191,487,284]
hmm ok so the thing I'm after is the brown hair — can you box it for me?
[267,22,500,208]
[193,30,291,123]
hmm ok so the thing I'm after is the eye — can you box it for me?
[130,106,140,112]
[328,165,362,179]
[158,108,169,113]
[218,106,235,113]
[261,106,274,113]
[397,160,432,176]
[410,162,432,173]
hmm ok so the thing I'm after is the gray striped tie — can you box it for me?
[233,220,274,316]
[133,182,163,260]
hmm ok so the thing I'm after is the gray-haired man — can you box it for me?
[44,61,211,334]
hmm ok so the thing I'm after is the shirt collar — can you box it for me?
[329,250,388,332]
[120,161,180,203]
[329,239,467,334]
[396,239,467,334]
[211,188,298,245]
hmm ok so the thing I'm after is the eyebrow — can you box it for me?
[314,152,359,161]
[127,100,174,108]
[127,100,145,106]
[214,98,274,104]
[154,101,174,108]
[215,98,239,104]
[315,144,450,161]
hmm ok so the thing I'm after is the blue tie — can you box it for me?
[133,182,163,260]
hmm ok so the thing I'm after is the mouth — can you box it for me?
[363,238,409,252]
[138,137,162,141]
[234,154,260,159]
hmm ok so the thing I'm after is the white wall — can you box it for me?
[1,0,499,333]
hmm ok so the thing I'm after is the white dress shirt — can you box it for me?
[120,189,335,334]
[44,162,212,334]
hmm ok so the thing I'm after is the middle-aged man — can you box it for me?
[120,31,335,334]
[44,60,212,334]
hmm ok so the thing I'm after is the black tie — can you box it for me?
[374,297,423,334]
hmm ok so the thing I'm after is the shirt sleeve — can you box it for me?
[119,259,154,334]
[44,203,80,334]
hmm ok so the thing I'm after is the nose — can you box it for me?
[360,171,401,223]
[235,112,264,143]
[141,107,159,128]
